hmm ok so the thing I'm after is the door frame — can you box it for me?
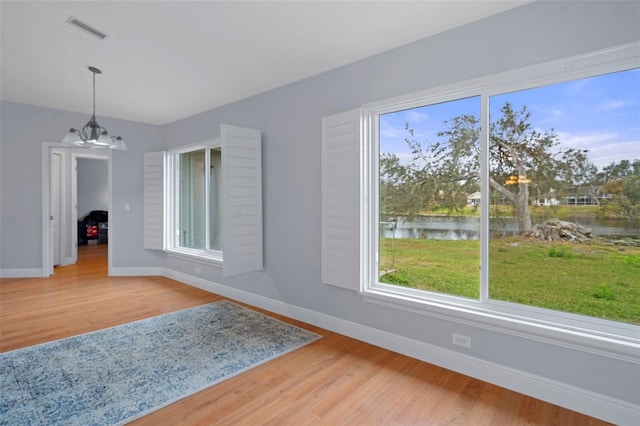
[41,143,111,276]
[51,151,63,266]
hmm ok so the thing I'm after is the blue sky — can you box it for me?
[380,68,640,170]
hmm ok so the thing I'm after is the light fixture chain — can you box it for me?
[92,70,96,118]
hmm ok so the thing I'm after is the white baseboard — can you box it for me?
[163,268,639,425]
[109,266,164,276]
[0,268,44,278]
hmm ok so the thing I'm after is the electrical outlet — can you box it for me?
[452,333,471,348]
[195,267,201,275]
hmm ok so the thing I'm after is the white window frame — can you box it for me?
[145,124,262,277]
[167,138,223,263]
[360,41,640,361]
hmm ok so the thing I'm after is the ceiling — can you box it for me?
[1,1,532,126]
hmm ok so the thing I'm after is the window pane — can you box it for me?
[179,149,206,249]
[488,69,640,325]
[379,97,481,298]
[209,148,222,251]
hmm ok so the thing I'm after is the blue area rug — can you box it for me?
[0,300,321,425]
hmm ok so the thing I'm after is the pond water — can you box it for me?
[380,216,640,240]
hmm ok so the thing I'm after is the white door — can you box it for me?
[51,152,62,266]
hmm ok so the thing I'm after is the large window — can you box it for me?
[362,44,639,343]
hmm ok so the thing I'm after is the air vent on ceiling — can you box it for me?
[66,16,109,40]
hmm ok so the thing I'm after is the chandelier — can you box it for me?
[62,66,127,150]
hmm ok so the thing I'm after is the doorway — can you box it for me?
[74,156,109,267]
[42,144,110,277]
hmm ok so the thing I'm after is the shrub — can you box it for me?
[548,246,573,258]
[592,284,616,301]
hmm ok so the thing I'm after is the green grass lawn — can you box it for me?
[379,237,640,325]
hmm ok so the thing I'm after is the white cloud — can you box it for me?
[394,152,416,166]
[597,99,632,110]
[550,108,566,117]
[556,131,618,149]
[380,122,405,139]
[587,140,640,169]
[405,110,429,124]
[556,131,639,169]
[561,77,592,96]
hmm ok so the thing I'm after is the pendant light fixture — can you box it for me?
[62,66,127,150]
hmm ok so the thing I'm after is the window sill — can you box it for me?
[362,286,640,364]
[166,248,223,268]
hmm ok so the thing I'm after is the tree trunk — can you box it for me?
[515,183,532,233]
[489,177,533,233]
[526,219,592,242]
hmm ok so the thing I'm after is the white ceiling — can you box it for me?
[1,1,531,126]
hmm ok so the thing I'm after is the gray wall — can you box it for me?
[77,158,108,219]
[162,0,640,408]
[1,0,638,414]
[0,102,165,269]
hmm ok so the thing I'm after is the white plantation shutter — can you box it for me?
[144,151,166,250]
[222,124,263,277]
[321,109,362,291]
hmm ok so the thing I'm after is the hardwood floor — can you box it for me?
[1,244,611,425]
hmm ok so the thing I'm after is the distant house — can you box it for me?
[467,192,481,206]
[534,197,559,206]
[563,187,613,206]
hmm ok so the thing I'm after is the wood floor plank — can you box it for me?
[0,244,612,425]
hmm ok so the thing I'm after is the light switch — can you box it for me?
[124,203,130,212]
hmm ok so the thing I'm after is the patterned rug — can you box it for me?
[0,300,321,425]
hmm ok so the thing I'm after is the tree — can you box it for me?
[488,103,591,232]
[567,150,601,205]
[380,152,431,220]
[599,159,640,209]
[389,102,589,233]
[380,119,479,221]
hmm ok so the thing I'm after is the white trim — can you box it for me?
[363,289,639,364]
[107,151,113,276]
[0,268,43,278]
[360,42,640,346]
[165,138,222,259]
[51,150,68,267]
[364,41,640,114]
[109,266,164,276]
[41,143,54,277]
[172,137,221,154]
[166,249,223,267]
[161,268,639,426]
